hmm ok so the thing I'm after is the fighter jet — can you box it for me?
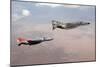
[52,20,90,30]
[17,37,53,46]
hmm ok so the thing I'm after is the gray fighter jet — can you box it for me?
[52,20,90,30]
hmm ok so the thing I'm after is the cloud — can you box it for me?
[35,3,61,7]
[22,9,31,16]
[63,5,81,8]
[35,2,81,8]
[12,9,31,22]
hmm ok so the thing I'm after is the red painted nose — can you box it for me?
[17,38,27,43]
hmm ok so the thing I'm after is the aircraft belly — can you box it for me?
[28,40,42,45]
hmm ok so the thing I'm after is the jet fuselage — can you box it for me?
[52,20,90,30]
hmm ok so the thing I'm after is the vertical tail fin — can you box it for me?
[52,20,57,30]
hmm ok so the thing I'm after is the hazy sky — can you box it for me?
[12,1,95,24]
